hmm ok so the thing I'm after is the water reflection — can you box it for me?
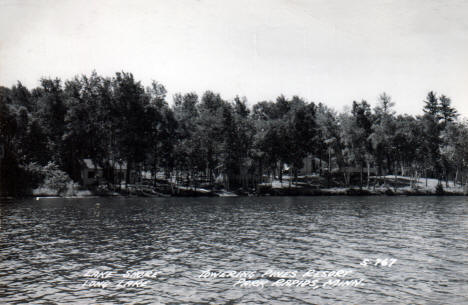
[0,196,466,304]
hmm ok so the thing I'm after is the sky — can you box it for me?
[1,0,467,117]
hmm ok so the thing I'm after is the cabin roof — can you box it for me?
[81,159,129,170]
[82,158,102,169]
[113,161,127,170]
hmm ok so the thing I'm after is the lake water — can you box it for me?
[0,196,467,304]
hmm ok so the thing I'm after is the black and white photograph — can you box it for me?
[0,0,467,304]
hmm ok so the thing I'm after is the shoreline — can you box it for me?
[24,187,467,199]
[6,175,467,199]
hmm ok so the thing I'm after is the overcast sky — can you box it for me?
[1,0,467,116]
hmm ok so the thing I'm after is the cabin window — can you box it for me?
[88,171,95,179]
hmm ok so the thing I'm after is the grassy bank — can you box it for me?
[28,175,466,198]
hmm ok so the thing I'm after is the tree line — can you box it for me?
[1,71,467,195]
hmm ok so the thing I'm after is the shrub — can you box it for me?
[31,162,76,196]
[435,183,444,195]
[257,183,272,194]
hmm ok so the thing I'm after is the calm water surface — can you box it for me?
[0,196,467,304]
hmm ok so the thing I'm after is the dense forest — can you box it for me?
[1,71,467,196]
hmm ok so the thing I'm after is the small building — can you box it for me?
[335,166,378,175]
[110,161,128,184]
[80,159,103,186]
[107,161,140,185]
[80,159,145,187]
[298,155,329,176]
